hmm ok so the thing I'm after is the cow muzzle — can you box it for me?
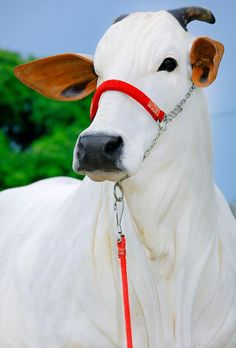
[73,80,196,182]
[75,133,124,173]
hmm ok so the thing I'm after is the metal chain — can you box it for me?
[143,84,196,160]
[143,127,163,159]
[161,84,196,129]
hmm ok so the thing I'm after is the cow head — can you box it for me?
[14,7,224,182]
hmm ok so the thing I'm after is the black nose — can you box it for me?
[77,134,124,171]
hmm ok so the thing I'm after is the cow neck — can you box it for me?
[101,88,220,348]
[119,91,215,265]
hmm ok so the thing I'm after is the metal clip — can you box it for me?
[114,181,125,243]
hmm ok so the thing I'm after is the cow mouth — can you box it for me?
[76,168,128,182]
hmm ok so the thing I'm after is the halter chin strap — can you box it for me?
[90,79,165,122]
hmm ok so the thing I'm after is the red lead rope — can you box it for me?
[117,235,133,348]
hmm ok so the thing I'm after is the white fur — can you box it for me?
[1,10,236,348]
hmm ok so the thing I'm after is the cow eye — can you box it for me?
[158,58,177,72]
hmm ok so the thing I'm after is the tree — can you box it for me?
[0,49,91,190]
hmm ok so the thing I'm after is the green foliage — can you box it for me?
[0,49,91,190]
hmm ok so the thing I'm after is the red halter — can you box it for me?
[90,79,165,122]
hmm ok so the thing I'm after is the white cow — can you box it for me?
[1,6,236,348]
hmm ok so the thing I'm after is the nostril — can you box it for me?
[104,136,123,155]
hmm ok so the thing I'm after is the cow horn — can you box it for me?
[168,7,215,31]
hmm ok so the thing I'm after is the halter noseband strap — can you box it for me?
[90,79,165,122]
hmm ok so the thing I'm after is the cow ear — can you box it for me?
[14,53,98,101]
[190,37,224,87]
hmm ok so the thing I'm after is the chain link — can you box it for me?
[162,84,196,128]
[143,126,163,159]
[143,84,196,160]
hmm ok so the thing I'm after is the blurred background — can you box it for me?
[0,0,235,215]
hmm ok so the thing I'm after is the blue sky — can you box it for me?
[0,0,235,201]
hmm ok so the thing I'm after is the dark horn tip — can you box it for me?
[168,7,216,30]
[209,12,216,24]
[202,8,216,24]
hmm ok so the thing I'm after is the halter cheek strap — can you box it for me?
[90,79,165,122]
